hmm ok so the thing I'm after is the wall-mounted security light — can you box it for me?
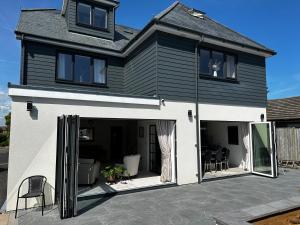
[27,101,33,112]
[260,114,265,122]
[188,110,193,118]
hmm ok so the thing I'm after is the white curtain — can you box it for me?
[156,120,175,183]
[241,123,250,170]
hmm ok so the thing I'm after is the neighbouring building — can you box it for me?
[267,96,300,166]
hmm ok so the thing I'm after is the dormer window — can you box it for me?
[77,2,108,30]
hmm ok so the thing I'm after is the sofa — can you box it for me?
[78,158,100,185]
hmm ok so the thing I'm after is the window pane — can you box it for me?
[94,7,107,29]
[74,55,91,83]
[199,49,211,75]
[57,53,72,80]
[211,51,224,78]
[77,3,91,25]
[94,59,106,84]
[226,55,236,79]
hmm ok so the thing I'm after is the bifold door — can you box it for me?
[56,115,80,219]
[250,122,277,178]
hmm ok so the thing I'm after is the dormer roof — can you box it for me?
[61,0,119,16]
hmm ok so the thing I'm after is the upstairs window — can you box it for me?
[77,3,91,26]
[94,7,107,29]
[77,2,108,29]
[57,53,73,80]
[199,48,237,80]
[57,52,107,86]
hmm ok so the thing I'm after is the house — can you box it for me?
[7,0,277,218]
[267,96,300,128]
[267,96,300,167]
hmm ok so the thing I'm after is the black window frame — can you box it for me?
[228,126,239,145]
[55,51,108,87]
[76,1,108,31]
[199,47,238,83]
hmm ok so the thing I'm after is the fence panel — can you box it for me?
[276,127,300,162]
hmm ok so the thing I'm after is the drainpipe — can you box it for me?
[195,36,203,184]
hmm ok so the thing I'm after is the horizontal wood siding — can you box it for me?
[123,36,157,96]
[67,0,114,40]
[157,32,267,107]
[25,42,124,93]
[198,52,267,107]
[157,32,196,101]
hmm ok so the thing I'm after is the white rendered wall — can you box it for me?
[198,103,266,122]
[7,97,198,211]
[7,92,266,211]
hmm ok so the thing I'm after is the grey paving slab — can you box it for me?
[8,169,300,225]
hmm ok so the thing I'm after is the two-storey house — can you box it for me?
[7,0,277,218]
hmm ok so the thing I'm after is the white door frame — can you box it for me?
[249,122,275,178]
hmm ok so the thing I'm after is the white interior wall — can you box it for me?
[206,121,249,168]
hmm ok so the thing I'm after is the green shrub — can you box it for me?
[0,139,9,147]
[0,133,7,143]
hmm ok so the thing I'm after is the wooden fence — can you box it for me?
[276,127,300,162]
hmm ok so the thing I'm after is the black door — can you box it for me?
[56,115,80,219]
[111,126,123,163]
[149,125,161,174]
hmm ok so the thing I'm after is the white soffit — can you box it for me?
[9,88,160,106]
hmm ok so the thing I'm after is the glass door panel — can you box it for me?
[250,122,275,177]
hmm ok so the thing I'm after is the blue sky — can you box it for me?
[0,0,300,125]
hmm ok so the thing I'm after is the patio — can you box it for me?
[9,169,300,225]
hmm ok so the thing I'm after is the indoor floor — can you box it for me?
[203,167,250,179]
[78,171,172,196]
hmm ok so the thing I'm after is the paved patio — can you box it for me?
[9,169,300,225]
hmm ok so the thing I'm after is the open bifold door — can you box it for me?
[250,122,278,178]
[56,115,80,219]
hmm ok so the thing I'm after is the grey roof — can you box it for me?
[267,96,300,121]
[15,2,275,55]
[158,3,275,54]
[16,9,140,52]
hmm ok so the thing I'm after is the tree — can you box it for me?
[0,112,11,147]
[5,112,11,132]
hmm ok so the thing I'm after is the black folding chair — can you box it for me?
[215,149,223,172]
[15,175,47,218]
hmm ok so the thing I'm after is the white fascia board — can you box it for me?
[9,88,160,106]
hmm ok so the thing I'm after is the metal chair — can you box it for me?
[204,151,213,173]
[215,149,223,172]
[15,175,47,218]
[222,148,230,170]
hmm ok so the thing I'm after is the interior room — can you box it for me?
[77,118,176,197]
[201,121,251,179]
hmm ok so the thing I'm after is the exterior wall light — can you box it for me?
[260,113,265,122]
[188,110,193,118]
[27,101,33,112]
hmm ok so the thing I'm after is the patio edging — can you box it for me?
[214,196,300,225]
